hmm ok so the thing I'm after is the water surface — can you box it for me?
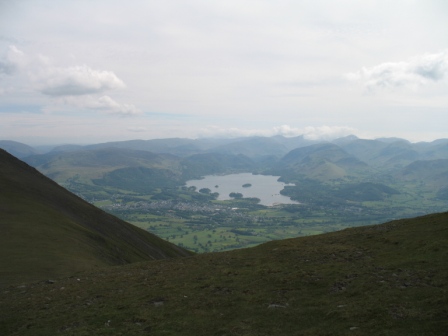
[185,173,298,206]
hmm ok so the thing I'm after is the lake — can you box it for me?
[185,173,299,206]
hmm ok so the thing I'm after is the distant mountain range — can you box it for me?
[3,135,448,163]
[4,134,447,163]
[2,134,448,199]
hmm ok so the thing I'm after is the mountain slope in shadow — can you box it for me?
[0,149,191,287]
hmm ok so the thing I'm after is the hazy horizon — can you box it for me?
[3,132,448,149]
[1,1,447,145]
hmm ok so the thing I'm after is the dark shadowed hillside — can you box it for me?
[0,149,191,287]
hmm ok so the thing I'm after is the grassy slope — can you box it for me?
[1,212,446,335]
[0,149,191,287]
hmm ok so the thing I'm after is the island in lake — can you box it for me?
[242,183,252,188]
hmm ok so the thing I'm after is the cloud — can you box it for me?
[198,126,266,138]
[0,45,140,116]
[272,125,302,137]
[0,45,25,75]
[301,126,356,140]
[52,95,141,116]
[37,65,125,96]
[94,95,141,116]
[346,50,448,90]
[274,125,356,140]
[198,124,356,140]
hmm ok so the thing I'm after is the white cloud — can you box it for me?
[198,126,267,138]
[347,50,448,90]
[51,95,141,116]
[94,95,141,116]
[272,125,303,137]
[37,65,125,96]
[198,124,356,140]
[273,125,357,140]
[301,126,356,140]
[0,45,140,116]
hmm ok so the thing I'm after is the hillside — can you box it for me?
[23,147,182,182]
[398,159,448,188]
[0,140,38,158]
[0,212,446,335]
[338,138,448,168]
[5,136,448,254]
[0,149,191,287]
[274,143,368,181]
[84,137,237,157]
[209,136,289,158]
[181,152,256,179]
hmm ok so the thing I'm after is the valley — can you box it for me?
[3,135,448,253]
[89,178,446,253]
[2,4,447,334]
[1,139,447,335]
[13,137,440,252]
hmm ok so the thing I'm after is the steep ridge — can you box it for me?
[0,212,446,335]
[0,149,191,287]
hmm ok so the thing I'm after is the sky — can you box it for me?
[0,0,447,145]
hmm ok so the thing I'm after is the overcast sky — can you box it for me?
[1,0,447,145]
